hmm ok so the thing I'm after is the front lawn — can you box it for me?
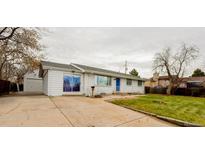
[111,94,205,126]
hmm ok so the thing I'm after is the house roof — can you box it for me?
[150,75,178,81]
[181,76,205,82]
[40,60,144,81]
[72,63,144,81]
[41,61,78,70]
[148,74,205,83]
[39,61,82,77]
[158,76,169,80]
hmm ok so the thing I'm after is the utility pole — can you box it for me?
[124,60,128,74]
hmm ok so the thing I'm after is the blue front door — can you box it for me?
[116,78,120,92]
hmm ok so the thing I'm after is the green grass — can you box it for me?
[111,94,205,126]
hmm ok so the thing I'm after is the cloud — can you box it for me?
[41,27,205,78]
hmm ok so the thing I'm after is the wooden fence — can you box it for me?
[0,80,10,95]
[145,86,205,97]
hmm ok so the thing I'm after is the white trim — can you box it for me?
[26,78,42,80]
[63,92,84,95]
[70,63,85,72]
[43,66,82,73]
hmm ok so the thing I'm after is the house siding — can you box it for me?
[83,74,144,96]
[47,70,63,96]
[121,79,144,93]
[24,70,43,92]
[94,77,116,95]
[83,74,116,96]
[43,71,48,95]
[43,70,144,96]
[84,73,94,96]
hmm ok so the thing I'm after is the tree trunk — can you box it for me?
[17,83,20,92]
[167,82,173,95]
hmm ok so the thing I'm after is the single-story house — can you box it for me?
[39,61,145,96]
[24,69,43,92]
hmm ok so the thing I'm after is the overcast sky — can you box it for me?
[42,27,205,78]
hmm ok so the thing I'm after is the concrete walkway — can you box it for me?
[0,95,175,127]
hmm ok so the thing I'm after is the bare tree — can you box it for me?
[0,27,19,40]
[0,27,43,83]
[153,44,199,95]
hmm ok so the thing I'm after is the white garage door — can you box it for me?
[24,78,43,92]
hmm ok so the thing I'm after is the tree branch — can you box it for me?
[0,27,7,35]
[0,27,19,40]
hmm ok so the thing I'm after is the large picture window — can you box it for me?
[96,75,111,86]
[63,75,80,92]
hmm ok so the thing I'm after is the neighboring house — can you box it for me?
[24,69,43,92]
[180,77,205,88]
[39,61,145,96]
[145,73,170,88]
[145,72,205,88]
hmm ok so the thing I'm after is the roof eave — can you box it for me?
[70,63,85,72]
[84,70,144,81]
[42,65,83,73]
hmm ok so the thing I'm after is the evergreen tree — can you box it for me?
[129,69,139,77]
[192,68,205,77]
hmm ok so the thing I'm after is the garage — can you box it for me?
[24,70,43,92]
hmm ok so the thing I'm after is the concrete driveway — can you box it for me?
[0,95,175,127]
